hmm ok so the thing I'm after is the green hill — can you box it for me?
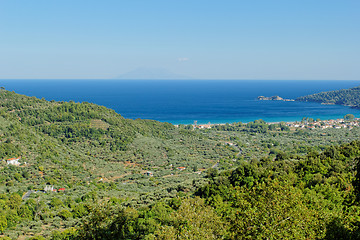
[2,89,360,239]
[67,140,360,240]
[0,89,240,238]
[296,86,360,108]
[0,89,235,194]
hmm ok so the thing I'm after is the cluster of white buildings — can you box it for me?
[287,118,360,130]
[194,123,212,129]
[176,118,360,131]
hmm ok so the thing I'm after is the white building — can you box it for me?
[6,157,21,166]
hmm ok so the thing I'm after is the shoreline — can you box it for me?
[2,80,360,128]
[174,117,360,130]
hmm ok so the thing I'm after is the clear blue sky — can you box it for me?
[0,0,359,80]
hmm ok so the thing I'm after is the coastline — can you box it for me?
[1,79,360,126]
[168,113,359,126]
[174,117,360,130]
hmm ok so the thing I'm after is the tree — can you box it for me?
[58,209,72,220]
[353,157,360,200]
[72,204,88,218]
[7,193,22,209]
[51,228,79,240]
[50,198,64,209]
[344,114,355,121]
[0,214,7,234]
[18,205,32,219]
[28,236,46,240]
[228,180,322,239]
[77,204,139,240]
[155,197,228,239]
[230,163,261,187]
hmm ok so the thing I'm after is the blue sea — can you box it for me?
[0,80,360,125]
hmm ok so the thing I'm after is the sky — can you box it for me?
[0,0,359,80]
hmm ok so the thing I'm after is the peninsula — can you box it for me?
[260,85,360,109]
[296,86,360,109]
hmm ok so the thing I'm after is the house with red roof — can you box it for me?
[6,157,21,166]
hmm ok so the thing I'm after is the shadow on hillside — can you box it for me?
[324,218,360,240]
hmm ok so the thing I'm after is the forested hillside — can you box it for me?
[0,89,236,238]
[2,89,360,239]
[296,86,360,108]
[51,140,360,239]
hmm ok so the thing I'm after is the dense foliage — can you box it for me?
[49,140,360,239]
[1,88,360,239]
[0,89,235,238]
[296,86,360,108]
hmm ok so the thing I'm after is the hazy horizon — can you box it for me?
[1,1,359,80]
[1,78,360,81]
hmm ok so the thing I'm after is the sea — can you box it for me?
[0,79,360,125]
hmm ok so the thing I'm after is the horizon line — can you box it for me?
[0,78,360,81]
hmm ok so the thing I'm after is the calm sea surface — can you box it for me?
[1,80,360,124]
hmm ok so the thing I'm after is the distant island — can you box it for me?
[257,95,295,101]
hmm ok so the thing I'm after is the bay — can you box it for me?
[1,79,359,124]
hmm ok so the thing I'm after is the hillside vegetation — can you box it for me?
[50,140,360,239]
[1,89,360,239]
[296,86,360,108]
[0,89,238,238]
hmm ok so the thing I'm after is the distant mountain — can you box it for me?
[116,67,192,80]
[296,86,360,108]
